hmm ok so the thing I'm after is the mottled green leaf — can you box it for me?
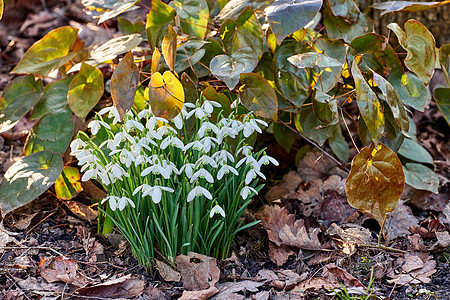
[0,151,63,215]
[288,52,342,69]
[90,34,142,64]
[398,138,434,165]
[388,20,436,85]
[118,17,145,36]
[295,106,334,146]
[220,7,264,60]
[380,103,404,152]
[55,166,83,200]
[351,56,384,144]
[68,63,104,119]
[146,0,176,50]
[313,91,338,126]
[314,36,347,64]
[369,69,409,135]
[175,39,206,73]
[346,143,405,226]
[11,26,78,77]
[31,76,73,120]
[25,108,74,156]
[390,72,429,112]
[325,0,360,23]
[265,0,322,44]
[323,4,373,43]
[434,87,450,126]
[210,47,258,89]
[439,44,450,75]
[148,71,185,119]
[217,0,268,21]
[403,163,438,193]
[170,0,209,38]
[193,37,223,78]
[111,52,139,118]
[329,125,349,162]
[239,73,278,120]
[0,75,43,133]
[372,1,450,16]
[273,122,298,152]
[96,0,139,24]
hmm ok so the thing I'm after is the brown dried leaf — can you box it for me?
[297,152,338,181]
[175,252,220,291]
[385,201,419,240]
[407,234,428,253]
[39,256,88,287]
[278,221,322,250]
[346,143,405,226]
[73,274,145,298]
[268,241,294,266]
[429,231,450,252]
[323,263,365,288]
[261,205,295,246]
[265,171,302,201]
[13,212,38,230]
[81,180,107,199]
[155,259,181,282]
[179,286,219,300]
[388,254,436,285]
[214,280,264,300]
[64,200,98,223]
[291,277,340,296]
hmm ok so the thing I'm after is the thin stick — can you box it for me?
[278,120,350,172]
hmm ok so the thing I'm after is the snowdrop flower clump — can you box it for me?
[70,98,277,268]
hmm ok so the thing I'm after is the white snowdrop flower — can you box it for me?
[184,102,196,109]
[98,169,111,185]
[101,195,120,211]
[190,169,214,183]
[133,184,174,203]
[241,121,262,138]
[231,97,241,109]
[172,113,183,130]
[88,120,111,135]
[258,155,279,167]
[124,119,144,132]
[146,116,168,130]
[122,130,136,144]
[141,162,171,179]
[240,186,258,199]
[137,109,151,119]
[216,127,238,143]
[236,145,253,157]
[78,152,97,166]
[146,129,163,141]
[117,196,135,211]
[99,139,115,151]
[110,164,128,179]
[70,139,86,154]
[116,149,134,168]
[209,204,225,218]
[196,155,218,168]
[200,136,218,153]
[212,150,235,165]
[217,165,239,180]
[245,168,266,184]
[180,163,195,178]
[198,122,219,138]
[161,136,184,150]
[186,106,209,119]
[201,100,221,114]
[112,132,124,148]
[157,125,177,136]
[183,140,204,151]
[187,186,213,202]
[98,106,121,124]
[81,168,96,181]
[236,155,259,169]
[146,154,160,164]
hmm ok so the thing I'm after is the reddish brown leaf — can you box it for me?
[39,256,88,287]
[73,274,144,298]
[175,252,220,291]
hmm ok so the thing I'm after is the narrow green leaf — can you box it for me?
[388,20,436,85]
[210,47,258,89]
[403,163,439,193]
[0,151,63,215]
[11,26,78,76]
[265,0,322,44]
[346,143,405,226]
[68,63,104,119]
[351,56,385,144]
[31,76,73,120]
[398,138,434,165]
[24,108,74,156]
[0,75,43,133]
[146,0,176,50]
[111,52,139,118]
[170,0,209,38]
[239,73,278,120]
[434,87,450,126]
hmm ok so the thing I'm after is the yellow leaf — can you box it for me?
[148,71,184,119]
